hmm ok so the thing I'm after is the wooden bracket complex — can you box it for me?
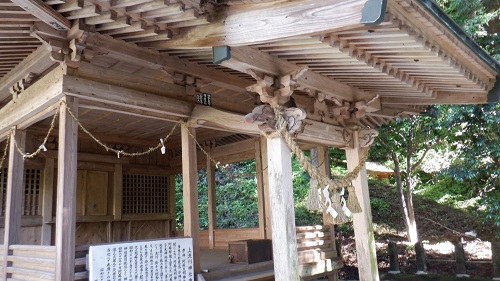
[246,67,307,107]
[244,105,306,134]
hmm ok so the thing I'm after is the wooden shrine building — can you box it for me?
[0,0,499,280]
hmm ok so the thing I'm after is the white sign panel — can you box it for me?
[89,237,194,281]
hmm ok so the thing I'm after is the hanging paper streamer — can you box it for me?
[160,138,166,155]
[341,197,352,217]
[322,185,338,218]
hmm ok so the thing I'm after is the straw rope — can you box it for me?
[264,105,371,216]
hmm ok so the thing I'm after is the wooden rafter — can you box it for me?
[218,46,365,101]
[10,0,71,30]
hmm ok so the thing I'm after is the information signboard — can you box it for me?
[89,237,194,281]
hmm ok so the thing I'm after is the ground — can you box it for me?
[335,180,498,280]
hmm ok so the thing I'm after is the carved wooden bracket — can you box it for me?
[244,105,306,134]
[10,73,37,100]
[359,128,378,147]
[246,67,307,107]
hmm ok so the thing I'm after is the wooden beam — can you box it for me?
[41,157,55,245]
[267,135,299,280]
[68,61,185,100]
[83,33,250,92]
[0,45,54,102]
[0,66,64,139]
[10,0,71,30]
[181,124,201,274]
[2,129,26,279]
[190,105,350,147]
[220,46,363,101]
[143,0,366,48]
[62,74,192,119]
[207,152,216,250]
[381,92,488,105]
[345,130,379,281]
[55,96,78,281]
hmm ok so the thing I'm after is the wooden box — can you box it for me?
[228,239,273,264]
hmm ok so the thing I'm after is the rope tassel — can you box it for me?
[306,178,322,211]
[347,184,362,213]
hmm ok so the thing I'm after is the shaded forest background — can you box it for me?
[175,0,500,241]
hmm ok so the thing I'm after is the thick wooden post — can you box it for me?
[345,131,379,281]
[493,241,500,280]
[388,241,400,274]
[267,136,299,281]
[454,241,468,277]
[2,129,26,279]
[55,97,78,281]
[41,158,55,245]
[207,153,217,249]
[415,241,427,275]
[181,124,201,274]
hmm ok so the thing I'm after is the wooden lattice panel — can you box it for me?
[0,168,42,216]
[23,168,41,216]
[122,174,169,214]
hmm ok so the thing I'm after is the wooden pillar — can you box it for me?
[113,163,123,221]
[41,157,55,245]
[207,153,216,249]
[255,138,268,239]
[112,163,123,242]
[259,137,272,239]
[181,124,201,274]
[454,241,468,277]
[388,241,400,274]
[267,136,299,280]
[55,97,78,281]
[345,131,379,281]
[492,241,500,280]
[2,129,26,279]
[415,241,427,274]
[168,174,176,237]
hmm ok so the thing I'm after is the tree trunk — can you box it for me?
[405,123,419,243]
[391,151,415,243]
[404,172,419,243]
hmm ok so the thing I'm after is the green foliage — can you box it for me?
[175,160,259,230]
[214,161,259,229]
[295,206,322,226]
[370,198,391,214]
[436,0,500,60]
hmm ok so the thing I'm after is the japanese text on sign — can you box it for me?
[89,238,194,281]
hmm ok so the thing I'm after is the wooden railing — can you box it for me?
[3,245,56,281]
[296,225,343,280]
[199,225,343,280]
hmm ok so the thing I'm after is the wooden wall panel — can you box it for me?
[0,226,42,245]
[85,171,108,215]
[129,220,167,240]
[75,222,108,245]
